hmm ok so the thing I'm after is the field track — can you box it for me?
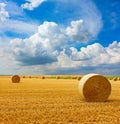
[0,76,120,124]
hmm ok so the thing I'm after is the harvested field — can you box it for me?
[0,76,120,123]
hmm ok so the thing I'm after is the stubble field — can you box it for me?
[0,76,120,124]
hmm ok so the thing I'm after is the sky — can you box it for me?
[0,0,120,75]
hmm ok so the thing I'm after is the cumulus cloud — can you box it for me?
[107,41,120,63]
[9,19,120,68]
[1,0,120,75]
[62,41,120,67]
[54,0,103,42]
[10,21,67,65]
[66,19,93,42]
[9,19,102,66]
[21,0,46,10]
[0,2,9,22]
[3,37,120,75]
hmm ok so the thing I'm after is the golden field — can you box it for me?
[0,76,120,124]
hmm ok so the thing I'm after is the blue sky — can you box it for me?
[0,0,120,75]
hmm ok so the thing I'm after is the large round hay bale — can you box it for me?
[78,74,111,102]
[12,75,20,83]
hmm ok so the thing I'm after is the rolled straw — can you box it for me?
[113,77,117,81]
[78,74,111,102]
[12,75,20,83]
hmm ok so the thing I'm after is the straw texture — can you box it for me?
[78,74,111,102]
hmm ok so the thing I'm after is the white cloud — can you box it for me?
[42,41,120,75]
[6,1,24,17]
[9,19,102,66]
[10,21,67,65]
[54,0,103,42]
[80,0,102,37]
[0,19,38,36]
[38,21,67,50]
[9,19,120,69]
[0,2,38,37]
[21,0,46,10]
[0,41,19,75]
[0,2,9,22]
[1,38,120,75]
[107,41,120,63]
[61,41,120,67]
[66,19,92,42]
[1,0,120,75]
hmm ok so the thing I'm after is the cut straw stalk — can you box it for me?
[12,75,20,83]
[78,74,111,102]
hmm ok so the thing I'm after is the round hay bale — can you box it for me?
[72,76,77,80]
[118,77,120,80]
[78,76,82,81]
[22,76,25,78]
[78,74,111,102]
[12,75,20,83]
[113,77,117,81]
[42,76,45,79]
[109,78,112,80]
[56,76,60,79]
[117,77,119,81]
[29,76,31,78]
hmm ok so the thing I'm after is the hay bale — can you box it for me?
[116,77,119,81]
[78,74,111,102]
[56,76,60,79]
[118,77,120,80]
[109,78,112,80]
[113,77,117,81]
[72,76,77,79]
[22,76,25,78]
[42,76,45,79]
[29,76,31,78]
[78,76,82,81]
[12,75,20,83]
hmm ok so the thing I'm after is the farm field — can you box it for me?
[0,76,120,124]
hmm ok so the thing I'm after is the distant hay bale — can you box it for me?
[42,76,45,79]
[56,76,60,79]
[22,76,25,78]
[78,76,82,81]
[12,75,20,83]
[109,78,112,80]
[116,77,120,81]
[78,74,111,102]
[72,76,77,80]
[113,77,117,81]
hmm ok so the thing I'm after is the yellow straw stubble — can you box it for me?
[78,74,111,102]
[12,75,20,83]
